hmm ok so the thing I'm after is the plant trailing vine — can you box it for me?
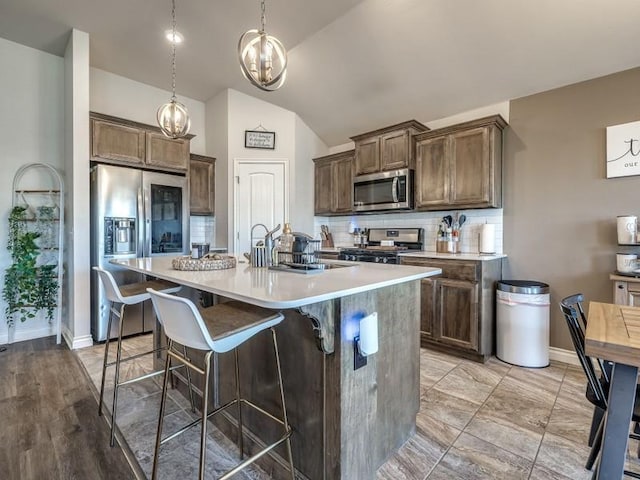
[7,205,27,250]
[3,205,59,326]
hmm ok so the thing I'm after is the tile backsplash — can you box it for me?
[314,209,503,254]
[189,216,216,245]
[189,209,502,253]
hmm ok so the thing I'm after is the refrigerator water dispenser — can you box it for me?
[104,217,136,255]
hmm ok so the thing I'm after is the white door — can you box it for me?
[234,160,288,255]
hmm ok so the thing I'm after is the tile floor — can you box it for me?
[76,335,640,479]
[76,335,268,480]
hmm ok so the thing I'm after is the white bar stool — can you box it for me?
[147,288,295,480]
[93,267,196,447]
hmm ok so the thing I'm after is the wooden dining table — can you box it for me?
[585,301,640,479]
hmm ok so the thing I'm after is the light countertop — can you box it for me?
[610,273,640,281]
[111,256,441,309]
[321,246,506,261]
[398,252,507,261]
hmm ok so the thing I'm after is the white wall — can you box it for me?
[63,29,92,349]
[205,90,229,248]
[90,68,207,155]
[226,89,294,250]
[294,115,329,235]
[0,38,65,344]
[213,89,330,250]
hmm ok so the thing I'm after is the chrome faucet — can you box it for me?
[250,223,268,244]
[250,223,281,266]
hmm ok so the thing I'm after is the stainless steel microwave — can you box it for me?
[353,168,413,212]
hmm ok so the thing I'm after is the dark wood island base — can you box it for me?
[155,280,421,480]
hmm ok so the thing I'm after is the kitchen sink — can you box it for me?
[269,262,354,274]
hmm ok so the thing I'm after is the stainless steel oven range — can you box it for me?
[338,227,424,264]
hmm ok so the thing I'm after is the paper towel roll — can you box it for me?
[479,224,496,254]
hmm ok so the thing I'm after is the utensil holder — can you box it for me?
[436,240,460,254]
[251,245,267,267]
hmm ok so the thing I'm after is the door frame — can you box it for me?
[232,158,289,254]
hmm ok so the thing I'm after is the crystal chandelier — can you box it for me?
[238,0,288,92]
[157,0,191,138]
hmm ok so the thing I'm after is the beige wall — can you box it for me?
[503,67,640,350]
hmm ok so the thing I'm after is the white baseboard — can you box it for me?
[62,326,94,350]
[0,325,57,345]
[549,346,580,367]
[62,326,73,349]
[72,334,94,349]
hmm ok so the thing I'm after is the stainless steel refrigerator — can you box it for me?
[90,163,189,341]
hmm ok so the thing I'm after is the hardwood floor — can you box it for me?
[0,336,134,480]
[6,334,640,480]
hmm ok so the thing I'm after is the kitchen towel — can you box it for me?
[479,224,496,254]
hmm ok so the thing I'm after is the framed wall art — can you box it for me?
[606,120,640,178]
[244,129,276,149]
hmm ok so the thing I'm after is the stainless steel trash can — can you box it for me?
[496,280,550,367]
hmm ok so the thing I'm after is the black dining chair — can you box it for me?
[561,294,610,446]
[560,294,640,477]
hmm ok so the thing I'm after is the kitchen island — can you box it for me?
[112,256,440,479]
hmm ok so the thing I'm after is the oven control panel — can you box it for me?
[339,252,398,264]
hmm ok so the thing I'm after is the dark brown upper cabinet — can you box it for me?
[350,120,428,176]
[146,132,190,171]
[189,154,215,216]
[414,115,507,211]
[91,118,145,166]
[90,112,193,173]
[313,150,354,215]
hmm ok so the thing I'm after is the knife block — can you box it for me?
[322,233,334,248]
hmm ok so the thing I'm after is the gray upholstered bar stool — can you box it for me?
[147,288,295,480]
[93,267,195,447]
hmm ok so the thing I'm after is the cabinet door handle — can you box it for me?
[392,177,399,203]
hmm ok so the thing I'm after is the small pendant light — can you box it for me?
[238,0,288,92]
[157,0,191,138]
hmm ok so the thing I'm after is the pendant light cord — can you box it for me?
[260,0,266,33]
[157,0,190,137]
[171,0,177,102]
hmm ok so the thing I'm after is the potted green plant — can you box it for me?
[3,205,58,326]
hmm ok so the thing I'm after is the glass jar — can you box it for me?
[279,223,294,263]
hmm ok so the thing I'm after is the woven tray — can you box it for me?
[172,254,236,271]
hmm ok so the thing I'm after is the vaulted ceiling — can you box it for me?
[2,0,640,146]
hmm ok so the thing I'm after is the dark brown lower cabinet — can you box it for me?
[437,277,479,351]
[401,256,502,362]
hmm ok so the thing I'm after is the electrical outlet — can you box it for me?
[354,336,367,370]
